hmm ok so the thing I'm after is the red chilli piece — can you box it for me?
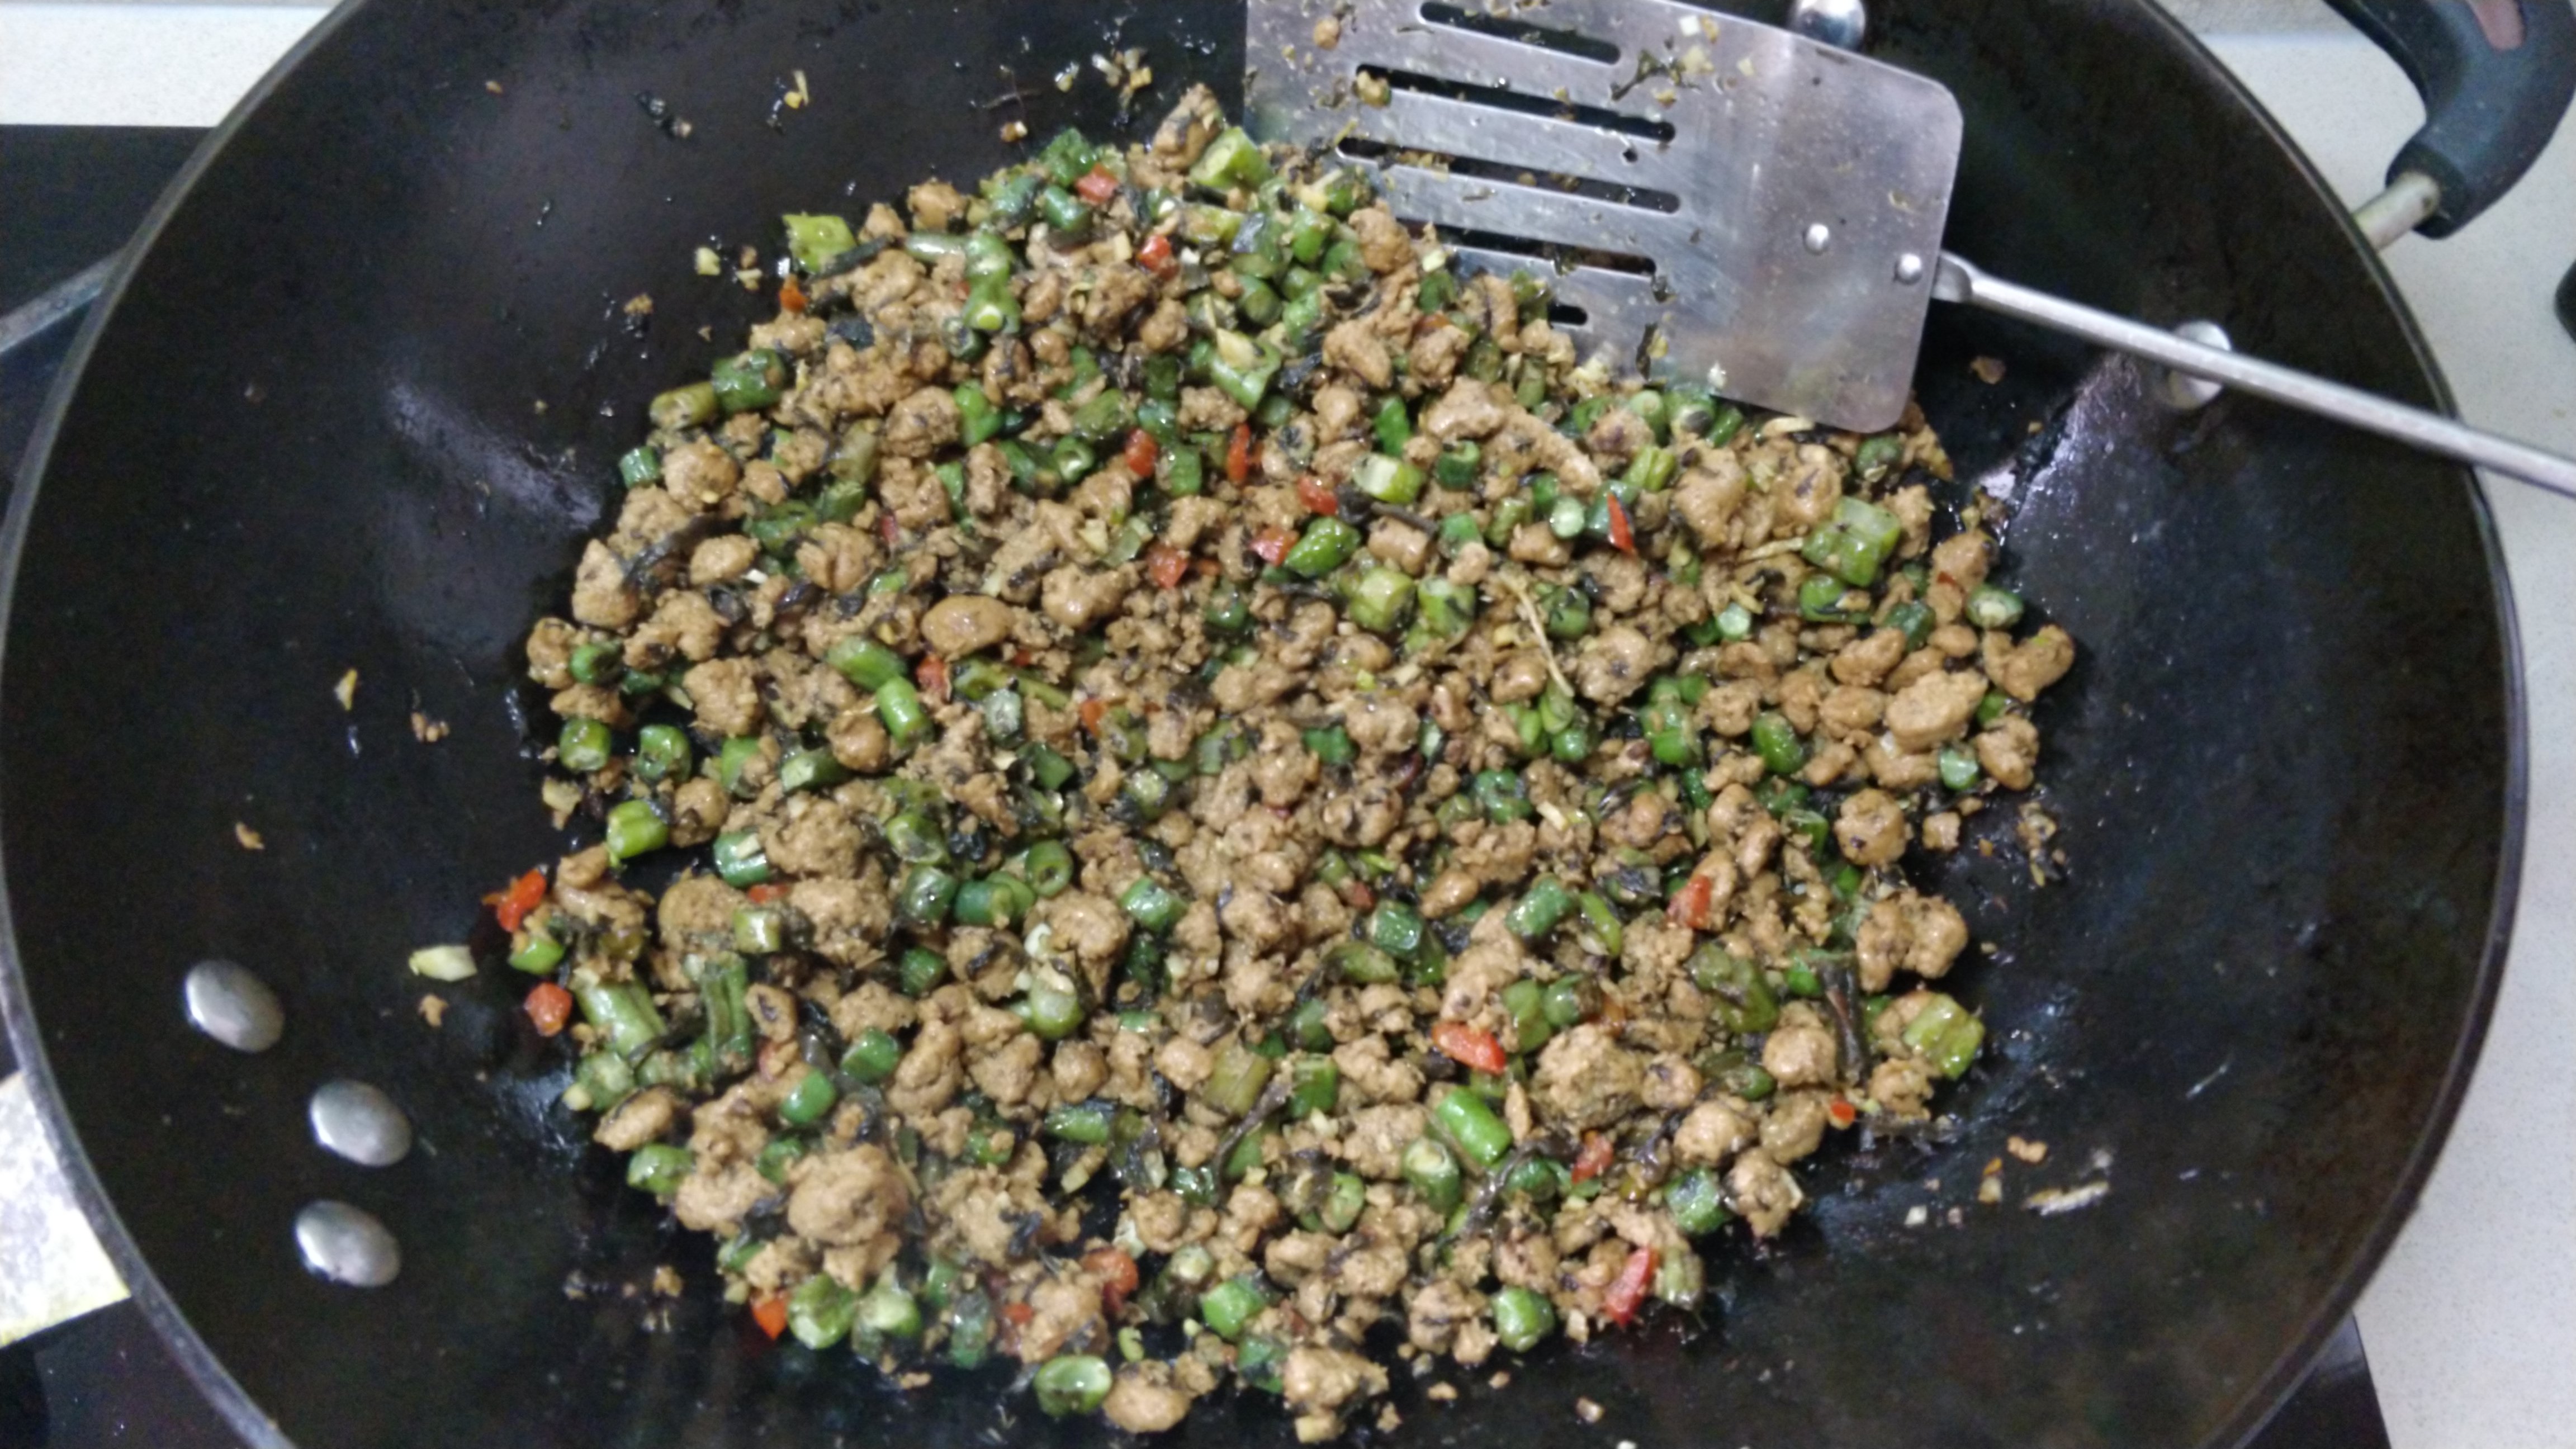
[1603,1245,1658,1326]
[879,511,901,546]
[1665,872,1714,931]
[1225,423,1253,484]
[751,1295,790,1341]
[1136,231,1176,278]
[1084,1247,1142,1315]
[1431,1020,1508,1076]
[1295,474,1339,517]
[1570,1131,1615,1184]
[1827,1097,1859,1129]
[1079,698,1110,734]
[1250,526,1293,567]
[1145,542,1190,591]
[917,654,951,705]
[1123,428,1160,477]
[1074,165,1121,206]
[746,883,788,905]
[493,868,548,932]
[1605,493,1636,553]
[778,276,808,314]
[524,982,574,1037]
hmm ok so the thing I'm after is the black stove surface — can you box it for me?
[0,124,2395,1449]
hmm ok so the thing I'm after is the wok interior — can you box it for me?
[0,2,2511,1446]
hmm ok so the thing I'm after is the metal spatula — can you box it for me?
[1244,0,2576,496]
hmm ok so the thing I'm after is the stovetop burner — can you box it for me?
[0,122,2395,1449]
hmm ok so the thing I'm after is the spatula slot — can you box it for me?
[1416,1,1621,65]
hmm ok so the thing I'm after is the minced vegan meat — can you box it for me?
[502,88,2072,1438]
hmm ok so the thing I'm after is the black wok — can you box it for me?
[2,2,2558,1446]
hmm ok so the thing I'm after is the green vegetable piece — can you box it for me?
[1198,1275,1270,1343]
[1625,443,1679,492]
[508,920,565,976]
[1120,877,1183,932]
[1283,517,1363,578]
[604,799,669,862]
[1751,712,1807,775]
[1033,1355,1114,1418]
[842,1028,903,1083]
[711,349,785,414]
[712,829,771,887]
[1967,584,2026,630]
[1798,571,1863,621]
[1285,1056,1341,1120]
[826,637,907,691]
[1886,600,1935,651]
[1434,441,1483,490]
[897,946,946,997]
[1664,1163,1735,1236]
[1433,1085,1513,1170]
[1543,586,1592,639]
[1315,1171,1367,1234]
[1025,742,1077,790]
[1541,976,1596,1028]
[1491,1285,1557,1352]
[731,906,786,955]
[859,1275,924,1342]
[1302,724,1356,766]
[1938,742,1983,791]
[1343,565,1415,634]
[1024,840,1076,897]
[1372,395,1413,453]
[955,383,1002,447]
[1688,944,1781,1034]
[1473,769,1533,823]
[1506,875,1574,943]
[576,981,665,1059]
[1044,1101,1115,1144]
[1351,453,1423,506]
[633,723,691,783]
[944,1289,998,1368]
[1576,890,1624,958]
[874,678,931,750]
[557,717,612,774]
[648,382,718,430]
[1402,1137,1463,1211]
[1902,993,1985,1078]
[1500,978,1551,1053]
[782,212,858,272]
[897,864,959,926]
[778,1069,838,1127]
[1201,1041,1275,1117]
[787,1273,860,1350]
[626,1143,694,1199]
[617,446,662,487]
[778,747,849,795]
[1022,981,1085,1041]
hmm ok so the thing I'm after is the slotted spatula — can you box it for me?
[1244,0,2576,496]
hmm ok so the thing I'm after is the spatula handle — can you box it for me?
[1933,253,2576,499]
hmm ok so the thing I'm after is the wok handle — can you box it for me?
[2324,0,2576,239]
[1932,253,2576,500]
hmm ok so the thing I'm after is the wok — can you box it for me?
[0,1,2556,1445]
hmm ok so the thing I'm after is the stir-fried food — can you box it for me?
[506,87,2073,1438]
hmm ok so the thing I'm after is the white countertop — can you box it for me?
[2,7,2570,1448]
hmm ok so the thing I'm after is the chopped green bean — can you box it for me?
[779,1069,838,1126]
[1033,1355,1113,1417]
[1506,875,1574,942]
[712,829,771,887]
[626,1143,694,1198]
[557,718,612,773]
[1120,877,1183,932]
[604,799,669,861]
[1967,584,2026,629]
[788,1273,860,1350]
[1197,1275,1269,1342]
[842,1028,903,1083]
[1751,712,1807,775]
[1434,1085,1513,1169]
[897,864,959,926]
[1403,1137,1463,1211]
[1286,1057,1340,1119]
[1284,517,1362,577]
[1201,1041,1274,1117]
[1491,1285,1557,1352]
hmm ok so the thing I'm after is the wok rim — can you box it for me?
[0,4,2526,1446]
